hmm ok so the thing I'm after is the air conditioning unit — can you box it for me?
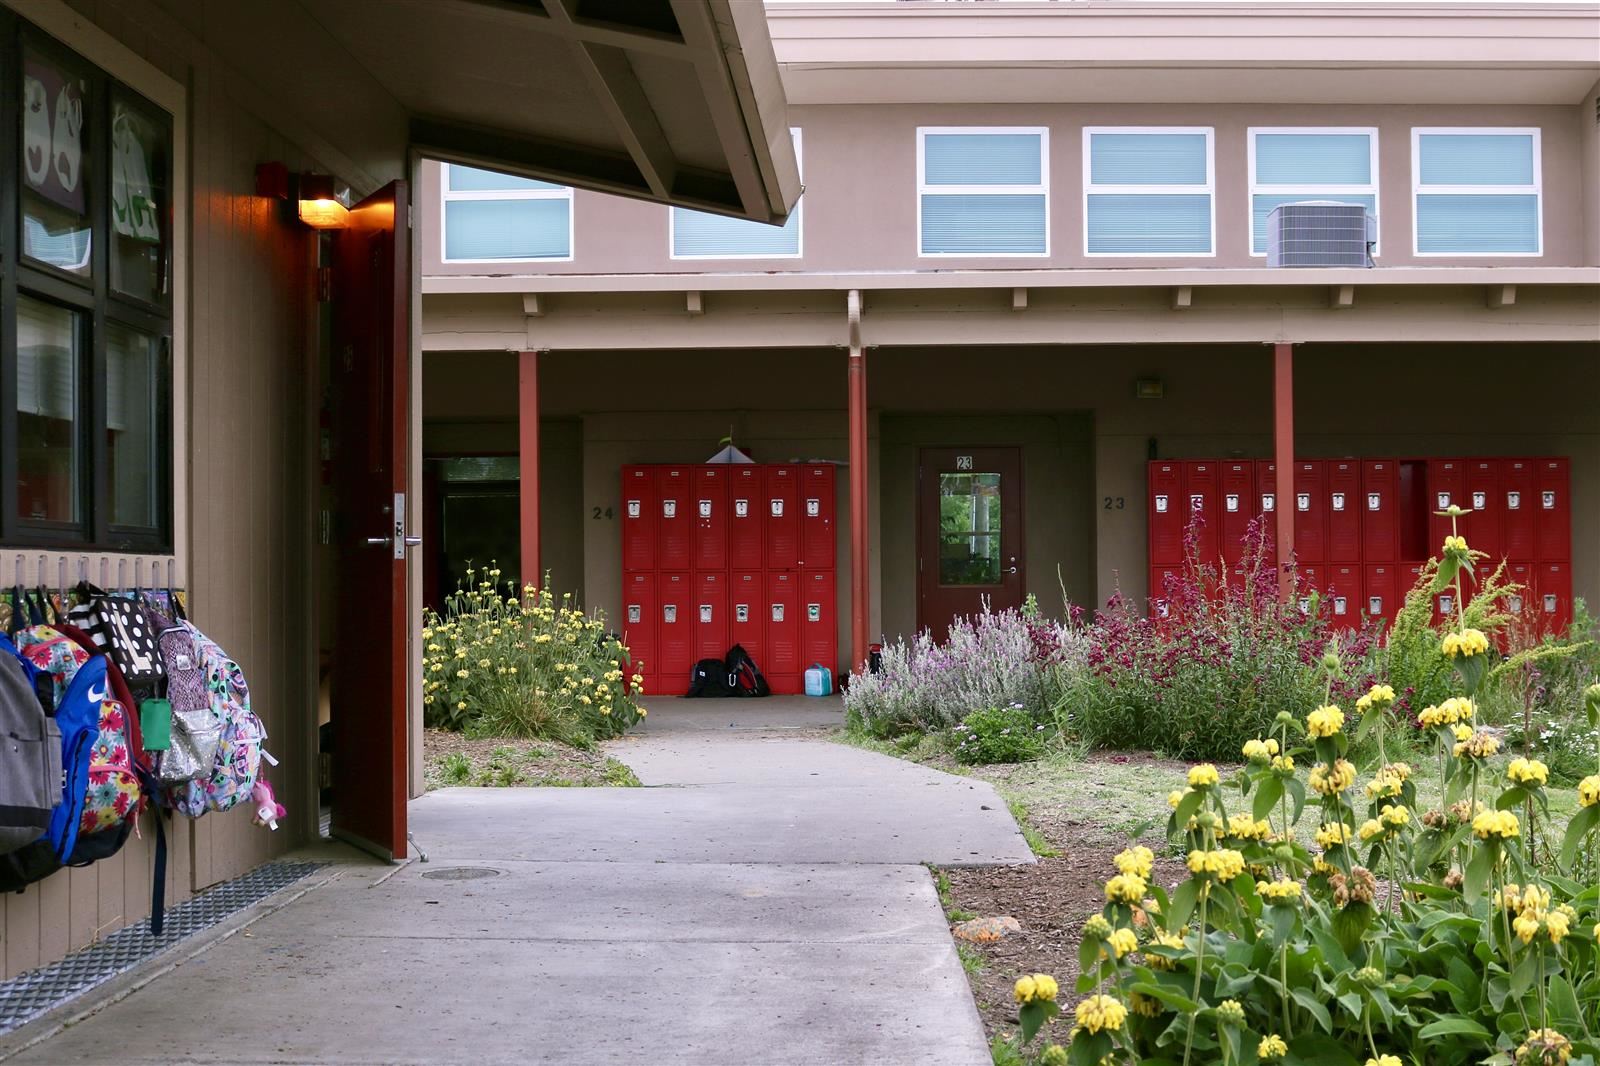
[1267,201,1375,268]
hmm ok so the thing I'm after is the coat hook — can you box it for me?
[134,557,143,591]
[58,557,68,598]
[13,554,24,587]
[99,557,109,588]
[78,556,89,584]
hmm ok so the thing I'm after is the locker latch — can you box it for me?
[771,604,784,622]
[699,500,712,518]
[663,605,677,623]
[1367,493,1381,511]
[1543,594,1558,613]
[1438,594,1454,614]
[1225,494,1239,512]
[735,499,749,517]
[736,604,749,623]
[771,499,784,517]
[1436,492,1451,509]
[1331,493,1346,512]
[1189,494,1204,512]
[1542,491,1556,510]
[1333,596,1347,615]
[627,500,641,518]
[1508,595,1524,614]
[699,605,713,623]
[807,604,821,622]
[1472,492,1487,509]
[627,605,641,624]
[806,499,820,517]
[1367,596,1382,615]
[663,499,677,518]
[1507,491,1521,510]
[1262,494,1275,512]
[1297,596,1311,614]
[1296,493,1311,512]
[1154,494,1169,513]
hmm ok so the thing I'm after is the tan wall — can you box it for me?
[425,342,1600,670]
[423,100,1591,278]
[0,0,357,978]
[1583,78,1600,268]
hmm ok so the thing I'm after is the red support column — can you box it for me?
[848,346,870,673]
[1273,342,1296,602]
[518,350,541,588]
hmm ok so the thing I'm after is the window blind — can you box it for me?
[444,199,570,260]
[923,133,1042,186]
[1418,134,1534,186]
[1089,133,1208,186]
[1416,194,1538,254]
[1086,194,1211,255]
[447,165,564,193]
[920,194,1046,255]
[1254,134,1372,186]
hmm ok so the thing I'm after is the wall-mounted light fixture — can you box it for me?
[1134,377,1165,400]
[296,173,350,230]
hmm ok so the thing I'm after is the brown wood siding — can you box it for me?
[1,0,329,978]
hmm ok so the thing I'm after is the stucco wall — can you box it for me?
[423,100,1590,278]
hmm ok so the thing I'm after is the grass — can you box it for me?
[1006,798,1060,858]
[930,865,978,923]
[423,730,643,790]
[956,943,986,977]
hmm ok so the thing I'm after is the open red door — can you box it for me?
[330,181,410,859]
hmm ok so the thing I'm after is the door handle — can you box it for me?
[367,536,424,548]
[1005,566,1018,575]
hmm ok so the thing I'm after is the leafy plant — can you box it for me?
[422,564,645,745]
[955,705,1049,765]
[1012,519,1600,1066]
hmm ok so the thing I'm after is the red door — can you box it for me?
[918,448,1025,640]
[657,572,693,688]
[1254,461,1279,569]
[1326,563,1360,629]
[1219,461,1255,570]
[1535,458,1571,562]
[1364,563,1398,631]
[1361,460,1397,563]
[621,572,657,694]
[1148,461,1183,568]
[1428,459,1465,556]
[621,466,656,572]
[1500,459,1535,563]
[799,569,837,675]
[1293,461,1327,565]
[799,465,835,570]
[655,467,692,571]
[1464,460,1501,567]
[728,466,763,571]
[692,466,729,571]
[766,570,800,693]
[330,182,410,860]
[730,571,765,668]
[765,466,800,570]
[693,570,730,662]
[1184,461,1220,569]
[1327,461,1360,564]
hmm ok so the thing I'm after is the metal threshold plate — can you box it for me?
[0,860,325,1035]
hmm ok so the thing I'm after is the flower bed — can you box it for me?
[422,567,645,745]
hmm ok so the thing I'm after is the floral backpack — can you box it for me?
[79,698,141,835]
[166,622,270,816]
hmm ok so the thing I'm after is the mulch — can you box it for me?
[422,728,631,789]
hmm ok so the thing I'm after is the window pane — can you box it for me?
[441,456,520,482]
[1252,193,1375,254]
[111,95,170,303]
[444,199,570,260]
[920,193,1046,254]
[16,296,82,524]
[1087,193,1211,254]
[1416,194,1539,253]
[447,164,564,193]
[1090,133,1208,186]
[673,203,800,257]
[21,48,93,275]
[1254,134,1371,185]
[106,323,161,528]
[1419,134,1534,186]
[923,133,1041,186]
[938,473,1002,586]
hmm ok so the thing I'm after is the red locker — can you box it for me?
[655,467,693,572]
[1293,461,1327,565]
[1427,459,1465,557]
[728,465,764,572]
[656,572,694,691]
[1537,560,1572,634]
[1148,461,1184,568]
[1327,461,1361,564]
[1363,563,1399,631]
[1296,564,1321,616]
[1360,460,1398,563]
[1326,563,1360,629]
[766,570,800,693]
[693,570,730,662]
[1184,461,1220,566]
[1463,460,1502,566]
[1535,458,1571,563]
[800,465,836,569]
[621,571,657,692]
[766,465,801,571]
[692,466,730,571]
[730,570,765,668]
[1219,461,1256,568]
[799,568,837,674]
[1503,561,1534,630]
[1500,459,1536,563]
[1254,461,1279,568]
[1149,567,1179,618]
[621,466,656,572]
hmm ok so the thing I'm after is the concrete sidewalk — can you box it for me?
[5,698,1028,1065]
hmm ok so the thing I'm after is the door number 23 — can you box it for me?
[1103,496,1126,510]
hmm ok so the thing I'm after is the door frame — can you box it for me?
[915,445,1027,636]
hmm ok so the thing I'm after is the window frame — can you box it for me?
[1082,125,1215,259]
[439,163,575,264]
[1,10,175,553]
[669,128,803,261]
[916,125,1050,260]
[1247,126,1380,258]
[1410,126,1543,258]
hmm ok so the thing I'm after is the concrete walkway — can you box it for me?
[4,697,1029,1065]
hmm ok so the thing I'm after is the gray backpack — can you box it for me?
[142,600,220,785]
[0,633,62,855]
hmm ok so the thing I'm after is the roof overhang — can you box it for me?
[206,0,800,222]
[769,2,1600,106]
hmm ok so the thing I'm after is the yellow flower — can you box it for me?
[1306,705,1345,738]
[1072,995,1127,1035]
[1365,770,1404,800]
[1129,993,1161,1019]
[1315,823,1354,848]
[1419,697,1475,728]
[1271,754,1295,773]
[1167,789,1189,809]
[1381,804,1410,829]
[1366,1057,1402,1066]
[1259,1034,1288,1060]
[1225,814,1271,841]
[457,669,470,679]
[1256,879,1302,904]
[1105,873,1147,905]
[456,701,467,711]
[1187,764,1219,789]
[1506,758,1549,787]
[1516,1030,1572,1066]
[1358,818,1384,843]
[1441,628,1490,659]
[1031,974,1058,1002]
[1146,931,1185,970]
[1514,911,1542,944]
[1443,534,1468,553]
[1105,928,1138,959]
[1472,809,1520,840]
[1242,738,1279,762]
[1114,846,1154,879]
[1013,976,1037,1004]
[1546,909,1570,944]
[1576,775,1599,808]
[1186,848,1245,883]
[1358,683,1396,711]
[1309,759,1356,796]
[1454,729,1500,760]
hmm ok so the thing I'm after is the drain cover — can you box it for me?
[420,867,502,881]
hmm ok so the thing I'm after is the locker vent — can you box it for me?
[1267,201,1375,268]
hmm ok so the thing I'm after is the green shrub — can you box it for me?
[422,565,645,745]
[954,705,1047,765]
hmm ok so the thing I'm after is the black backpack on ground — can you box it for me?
[724,644,771,698]
[684,658,736,698]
